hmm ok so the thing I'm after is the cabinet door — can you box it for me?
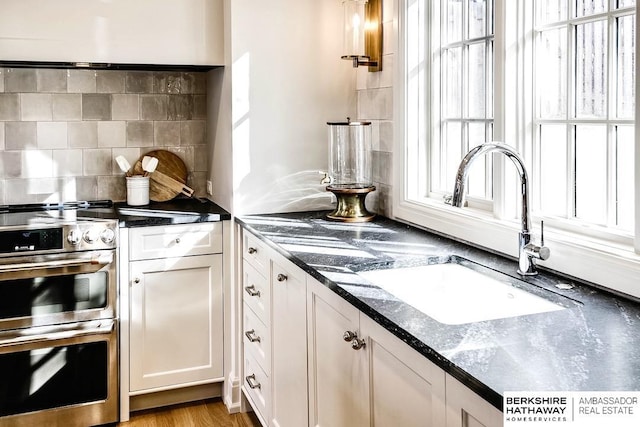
[0,0,223,65]
[271,255,307,427]
[361,314,447,427]
[445,374,503,427]
[307,278,369,427]
[129,254,223,392]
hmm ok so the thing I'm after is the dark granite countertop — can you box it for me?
[115,198,231,227]
[235,211,640,411]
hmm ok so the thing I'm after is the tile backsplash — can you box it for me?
[0,68,208,205]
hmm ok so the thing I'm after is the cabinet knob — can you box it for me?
[276,273,287,282]
[351,337,367,350]
[244,285,261,297]
[343,330,357,342]
[175,237,181,244]
[244,329,261,343]
[246,374,261,390]
[133,278,141,284]
[248,247,257,255]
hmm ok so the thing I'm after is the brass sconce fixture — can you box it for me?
[341,0,382,72]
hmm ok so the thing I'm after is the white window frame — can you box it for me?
[393,0,640,299]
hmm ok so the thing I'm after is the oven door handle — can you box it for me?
[0,253,113,273]
[0,320,114,348]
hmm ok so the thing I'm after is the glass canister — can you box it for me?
[327,118,373,189]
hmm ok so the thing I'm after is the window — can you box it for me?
[396,0,639,297]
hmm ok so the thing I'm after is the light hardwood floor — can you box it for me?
[117,399,261,427]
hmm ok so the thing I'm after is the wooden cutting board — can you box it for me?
[132,150,188,202]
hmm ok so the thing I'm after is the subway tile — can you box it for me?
[358,87,393,120]
[68,122,98,148]
[82,94,112,120]
[6,122,37,150]
[126,121,154,147]
[0,68,4,92]
[83,148,111,175]
[97,175,126,201]
[189,171,207,197]
[37,69,67,93]
[379,121,394,152]
[166,146,193,171]
[53,94,82,121]
[140,95,168,120]
[193,145,208,171]
[97,71,126,93]
[372,150,392,185]
[180,73,195,94]
[67,70,97,93]
[193,95,207,119]
[98,121,126,148]
[154,72,182,94]
[126,71,154,93]
[154,121,181,146]
[52,149,83,176]
[5,179,38,203]
[112,94,139,120]
[3,151,22,178]
[22,150,54,178]
[0,94,20,121]
[167,95,193,120]
[37,122,68,149]
[5,69,37,92]
[21,93,53,121]
[192,73,207,94]
[181,120,206,145]
[72,176,99,201]
[0,122,4,150]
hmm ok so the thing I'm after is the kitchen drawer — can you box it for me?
[243,304,270,373]
[242,232,269,278]
[242,261,270,325]
[243,351,270,425]
[130,223,222,261]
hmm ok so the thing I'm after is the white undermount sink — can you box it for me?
[357,260,565,325]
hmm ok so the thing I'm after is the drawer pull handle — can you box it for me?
[244,285,261,297]
[276,273,287,282]
[245,329,261,343]
[247,247,257,255]
[246,374,261,389]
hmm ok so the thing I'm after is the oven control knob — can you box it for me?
[100,228,116,244]
[67,229,81,245]
[83,228,99,244]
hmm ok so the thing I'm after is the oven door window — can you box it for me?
[0,272,108,320]
[0,341,108,417]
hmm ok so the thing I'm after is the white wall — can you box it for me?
[209,0,356,215]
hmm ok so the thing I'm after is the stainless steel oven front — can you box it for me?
[0,220,118,427]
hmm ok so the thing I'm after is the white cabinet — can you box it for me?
[126,223,223,396]
[241,230,308,427]
[0,0,223,65]
[446,374,503,427]
[306,277,447,427]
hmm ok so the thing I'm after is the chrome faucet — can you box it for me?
[449,142,550,275]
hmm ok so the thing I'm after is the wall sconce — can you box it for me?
[341,0,382,72]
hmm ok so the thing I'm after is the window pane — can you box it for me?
[468,43,487,118]
[469,0,487,39]
[576,20,607,118]
[445,47,463,117]
[617,0,636,7]
[575,0,607,17]
[575,125,607,224]
[616,126,634,230]
[536,0,568,25]
[616,15,636,119]
[444,122,463,191]
[539,125,568,217]
[538,28,567,118]
[468,123,489,199]
[447,0,463,43]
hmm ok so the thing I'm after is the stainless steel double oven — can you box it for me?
[0,202,118,427]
